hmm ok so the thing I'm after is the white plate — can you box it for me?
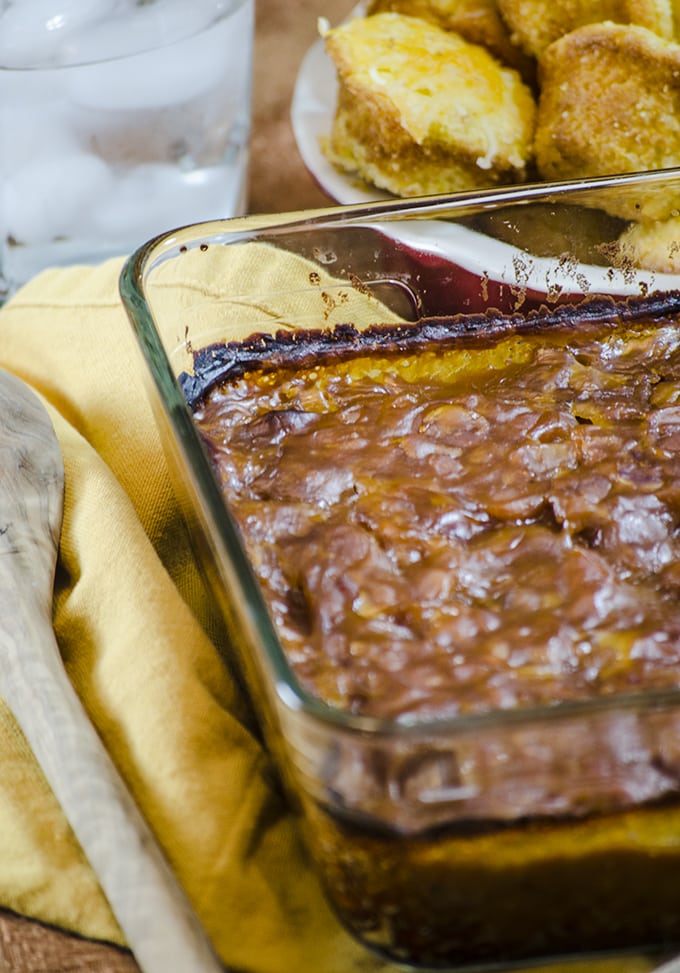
[291,20,679,299]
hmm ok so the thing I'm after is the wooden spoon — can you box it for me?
[0,368,224,973]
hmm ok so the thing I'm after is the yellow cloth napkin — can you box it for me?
[0,245,663,973]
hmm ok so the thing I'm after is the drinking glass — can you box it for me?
[0,0,254,300]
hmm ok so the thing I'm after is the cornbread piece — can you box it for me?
[322,12,536,197]
[497,0,674,57]
[365,0,536,80]
[616,216,680,273]
[534,23,680,221]
[306,795,680,968]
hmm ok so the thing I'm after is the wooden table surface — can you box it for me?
[0,0,352,969]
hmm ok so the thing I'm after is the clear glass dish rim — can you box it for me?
[120,168,680,741]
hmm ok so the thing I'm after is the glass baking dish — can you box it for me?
[120,169,680,972]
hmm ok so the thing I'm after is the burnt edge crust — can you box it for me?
[180,290,680,408]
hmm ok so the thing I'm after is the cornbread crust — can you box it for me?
[322,12,536,197]
[364,0,536,81]
[534,22,680,221]
[497,0,674,57]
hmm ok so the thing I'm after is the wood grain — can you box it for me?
[0,910,139,973]
[247,0,353,214]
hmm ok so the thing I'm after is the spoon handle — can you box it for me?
[0,603,224,973]
[0,367,224,971]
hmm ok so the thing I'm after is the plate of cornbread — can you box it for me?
[291,0,680,296]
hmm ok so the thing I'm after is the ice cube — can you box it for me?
[62,0,219,62]
[91,162,239,241]
[65,5,245,110]
[0,103,79,175]
[0,0,118,68]
[4,152,113,244]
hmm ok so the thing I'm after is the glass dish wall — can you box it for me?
[120,170,680,971]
